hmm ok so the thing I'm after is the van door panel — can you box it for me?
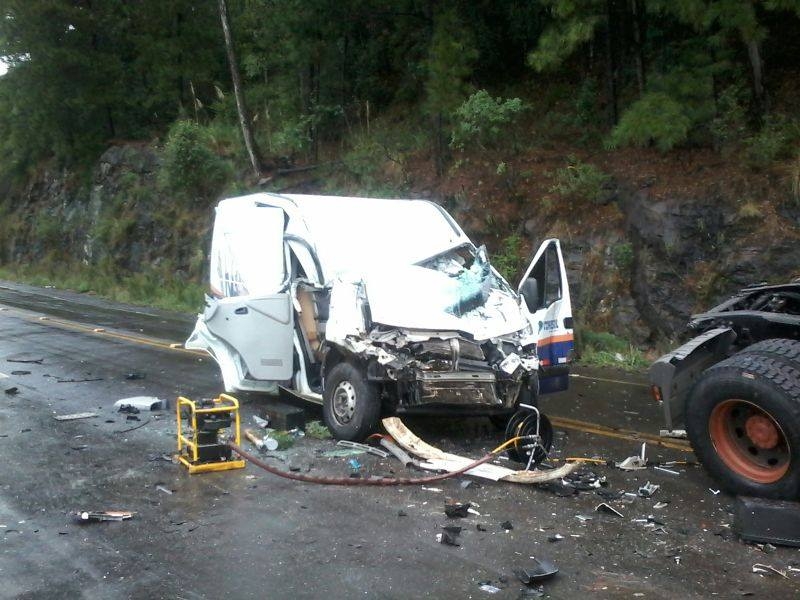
[205,295,294,380]
[518,239,574,393]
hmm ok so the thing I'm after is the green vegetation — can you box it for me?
[607,93,691,152]
[550,157,611,204]
[450,91,525,151]
[575,329,649,371]
[159,120,233,200]
[491,233,524,283]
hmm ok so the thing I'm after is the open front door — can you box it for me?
[186,203,295,390]
[518,239,573,394]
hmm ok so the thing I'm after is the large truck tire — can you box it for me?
[739,338,800,369]
[322,361,381,441]
[685,353,800,499]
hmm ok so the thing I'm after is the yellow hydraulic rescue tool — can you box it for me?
[177,394,246,474]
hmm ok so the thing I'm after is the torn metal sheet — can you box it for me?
[382,417,578,484]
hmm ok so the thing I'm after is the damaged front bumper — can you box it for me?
[336,328,538,414]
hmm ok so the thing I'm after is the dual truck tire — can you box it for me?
[686,339,800,499]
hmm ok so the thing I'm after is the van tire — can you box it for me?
[685,353,800,499]
[323,362,381,441]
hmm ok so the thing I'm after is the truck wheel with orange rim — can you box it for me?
[686,353,800,499]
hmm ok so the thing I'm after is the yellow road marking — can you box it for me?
[549,415,693,452]
[6,308,204,357]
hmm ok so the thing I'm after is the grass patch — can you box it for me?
[575,329,649,371]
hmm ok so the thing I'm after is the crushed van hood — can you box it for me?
[362,265,527,341]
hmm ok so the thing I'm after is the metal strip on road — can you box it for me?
[569,372,650,388]
[2,303,690,451]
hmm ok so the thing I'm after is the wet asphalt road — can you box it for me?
[1,280,799,599]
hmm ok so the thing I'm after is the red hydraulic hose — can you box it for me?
[228,440,498,486]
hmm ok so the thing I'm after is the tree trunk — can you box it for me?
[605,0,619,125]
[745,37,768,116]
[218,0,262,178]
[631,0,646,96]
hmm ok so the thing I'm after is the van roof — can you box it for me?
[217,193,471,280]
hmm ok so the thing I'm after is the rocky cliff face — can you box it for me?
[0,144,210,287]
[1,143,798,345]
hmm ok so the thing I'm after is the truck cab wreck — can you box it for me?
[650,282,800,499]
[186,194,573,440]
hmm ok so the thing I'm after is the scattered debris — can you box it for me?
[55,377,103,383]
[460,480,479,490]
[75,510,134,522]
[575,515,593,523]
[501,520,513,531]
[617,443,647,470]
[548,534,564,542]
[422,486,443,493]
[114,396,167,411]
[478,583,501,594]
[397,510,407,517]
[305,420,332,439]
[380,437,418,467]
[653,466,680,475]
[348,458,362,472]
[709,488,721,495]
[752,564,789,579]
[437,525,462,546]
[4,386,18,395]
[514,558,559,583]
[337,439,389,458]
[562,468,606,491]
[653,501,670,510]
[126,415,141,421]
[659,429,687,439]
[70,445,88,451]
[444,499,471,518]
[10,370,30,376]
[595,503,624,518]
[125,372,146,380]
[320,448,366,458]
[476,523,488,532]
[252,415,270,428]
[638,482,660,498]
[156,485,174,495]
[53,412,97,421]
[7,357,44,364]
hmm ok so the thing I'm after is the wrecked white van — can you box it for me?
[186,193,573,440]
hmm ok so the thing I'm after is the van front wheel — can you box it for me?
[323,362,381,441]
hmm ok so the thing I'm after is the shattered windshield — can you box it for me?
[418,244,500,316]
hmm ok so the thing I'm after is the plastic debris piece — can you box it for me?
[114,397,165,411]
[348,458,362,471]
[252,415,269,428]
[444,499,471,518]
[422,486,443,493]
[617,444,648,470]
[75,511,134,522]
[155,485,173,495]
[548,534,564,542]
[653,501,670,510]
[501,520,513,530]
[53,412,97,421]
[513,558,559,583]
[595,503,624,517]
[125,372,146,380]
[576,514,593,522]
[4,387,19,395]
[709,488,721,495]
[478,583,501,594]
[638,482,660,498]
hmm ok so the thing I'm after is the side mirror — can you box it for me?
[520,278,541,312]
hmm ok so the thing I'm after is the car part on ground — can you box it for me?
[650,281,800,499]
